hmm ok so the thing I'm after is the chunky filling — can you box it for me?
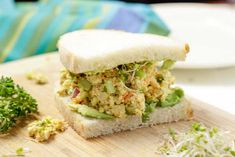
[28,117,67,142]
[57,60,184,122]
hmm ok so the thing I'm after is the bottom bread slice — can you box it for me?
[55,93,193,138]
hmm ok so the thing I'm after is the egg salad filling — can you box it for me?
[57,60,184,122]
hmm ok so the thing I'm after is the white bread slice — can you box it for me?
[54,92,193,139]
[58,30,189,74]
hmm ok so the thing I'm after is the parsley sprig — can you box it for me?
[0,76,38,133]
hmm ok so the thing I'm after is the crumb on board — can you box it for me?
[16,147,25,156]
[2,147,31,157]
[26,71,48,85]
[27,117,67,142]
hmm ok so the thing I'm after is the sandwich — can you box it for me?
[55,29,193,138]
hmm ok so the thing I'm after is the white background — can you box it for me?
[153,3,235,115]
[172,67,235,115]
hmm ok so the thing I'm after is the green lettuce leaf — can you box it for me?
[160,88,184,108]
[142,100,158,122]
[161,59,175,70]
[69,104,114,120]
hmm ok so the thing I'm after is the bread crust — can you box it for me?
[54,92,193,139]
[58,30,189,74]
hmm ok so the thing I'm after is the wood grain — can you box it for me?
[1,53,235,157]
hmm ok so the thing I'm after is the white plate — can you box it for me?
[153,3,235,69]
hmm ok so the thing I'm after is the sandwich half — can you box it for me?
[55,30,193,138]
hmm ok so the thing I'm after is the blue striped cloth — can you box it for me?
[0,0,170,63]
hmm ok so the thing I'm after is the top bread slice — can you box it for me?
[58,29,189,74]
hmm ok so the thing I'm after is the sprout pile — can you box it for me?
[158,123,235,157]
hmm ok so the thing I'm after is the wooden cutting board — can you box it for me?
[1,53,235,157]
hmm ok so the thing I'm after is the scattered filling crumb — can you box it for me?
[27,117,67,142]
[2,147,31,157]
[26,71,48,85]
[15,147,31,156]
[15,147,24,156]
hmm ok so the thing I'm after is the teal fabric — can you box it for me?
[0,0,170,63]
[0,0,14,11]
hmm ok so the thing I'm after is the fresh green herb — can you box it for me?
[118,61,150,82]
[2,147,31,156]
[192,122,206,132]
[77,79,92,91]
[161,59,175,70]
[156,75,164,83]
[177,144,187,153]
[69,104,114,120]
[135,70,145,78]
[168,128,177,141]
[209,127,218,138]
[0,76,38,133]
[146,61,154,67]
[16,147,24,155]
[120,72,128,82]
[231,151,235,156]
[104,80,116,94]
[142,100,158,122]
[134,64,140,69]
[224,146,231,152]
[157,123,235,156]
[160,88,184,107]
